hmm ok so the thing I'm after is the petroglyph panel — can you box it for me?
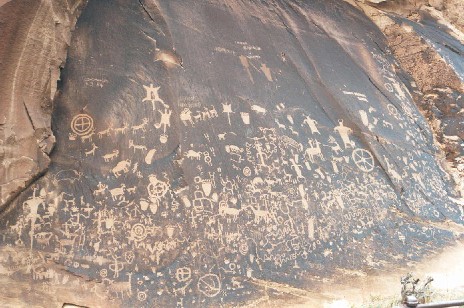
[0,0,463,307]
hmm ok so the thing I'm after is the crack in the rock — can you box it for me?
[22,101,36,131]
[138,0,156,24]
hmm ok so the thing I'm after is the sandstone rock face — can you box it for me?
[0,0,463,307]
[0,0,87,210]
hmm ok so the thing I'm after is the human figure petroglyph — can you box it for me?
[154,108,172,143]
[202,107,212,120]
[131,118,149,133]
[84,143,98,157]
[102,149,119,162]
[327,136,342,155]
[93,182,107,197]
[129,140,147,153]
[289,155,305,180]
[143,84,168,110]
[302,115,320,134]
[222,103,233,125]
[220,176,238,195]
[334,119,354,148]
[155,108,172,130]
[23,187,45,223]
[147,174,169,204]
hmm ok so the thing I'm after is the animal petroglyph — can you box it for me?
[112,160,131,177]
[129,140,148,153]
[102,150,119,162]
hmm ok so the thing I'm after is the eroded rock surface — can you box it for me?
[0,0,463,307]
[0,0,87,210]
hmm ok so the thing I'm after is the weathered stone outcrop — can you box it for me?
[353,0,464,205]
[0,0,87,210]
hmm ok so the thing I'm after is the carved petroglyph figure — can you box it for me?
[154,108,172,143]
[114,123,129,135]
[343,90,368,103]
[84,77,108,88]
[289,155,305,180]
[305,139,324,163]
[109,184,126,201]
[102,150,119,162]
[93,182,107,196]
[143,84,168,110]
[97,126,112,138]
[225,145,244,163]
[334,119,354,148]
[327,136,341,155]
[222,103,233,125]
[155,109,172,130]
[275,118,286,130]
[129,140,148,153]
[84,143,98,157]
[108,272,133,298]
[112,160,131,177]
[185,150,202,160]
[352,149,375,173]
[260,63,273,81]
[71,114,94,136]
[180,108,194,126]
[239,55,254,83]
[218,132,236,140]
[80,129,95,143]
[251,104,266,115]
[131,118,149,133]
[143,174,169,214]
[302,115,320,134]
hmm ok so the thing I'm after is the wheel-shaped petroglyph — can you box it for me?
[197,274,221,297]
[131,223,147,241]
[352,148,374,172]
[387,104,400,118]
[71,114,94,136]
[176,267,192,282]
